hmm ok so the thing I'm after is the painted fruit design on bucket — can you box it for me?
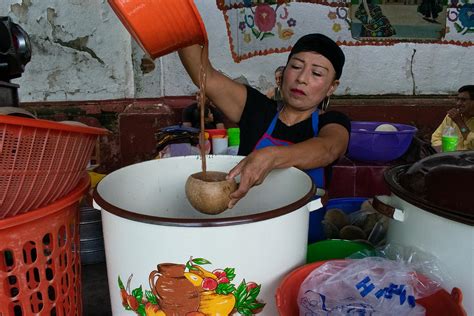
[118,257,265,316]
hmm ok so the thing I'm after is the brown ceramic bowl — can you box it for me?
[185,171,238,215]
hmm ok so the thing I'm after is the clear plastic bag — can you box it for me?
[322,199,389,247]
[298,254,446,315]
[351,243,451,288]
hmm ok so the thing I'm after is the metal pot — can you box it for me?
[372,153,474,315]
[93,155,321,316]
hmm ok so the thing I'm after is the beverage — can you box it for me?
[198,45,209,173]
[442,135,458,152]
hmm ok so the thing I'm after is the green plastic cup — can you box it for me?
[442,135,458,152]
[227,128,240,146]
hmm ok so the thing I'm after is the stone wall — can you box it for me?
[3,0,473,102]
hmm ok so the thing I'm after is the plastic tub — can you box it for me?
[0,176,90,316]
[308,197,368,243]
[348,121,417,162]
[276,260,466,316]
[306,239,374,263]
[107,0,207,59]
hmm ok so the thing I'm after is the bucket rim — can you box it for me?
[93,156,316,227]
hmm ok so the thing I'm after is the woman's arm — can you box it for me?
[178,45,247,123]
[272,123,349,169]
[227,123,349,207]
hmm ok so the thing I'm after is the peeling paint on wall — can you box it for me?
[10,0,32,23]
[55,36,104,64]
[2,0,134,101]
[140,57,155,74]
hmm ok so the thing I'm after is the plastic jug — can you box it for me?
[108,0,208,59]
[441,126,459,152]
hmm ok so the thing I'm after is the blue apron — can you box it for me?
[254,110,325,189]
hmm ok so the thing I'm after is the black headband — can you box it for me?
[287,33,345,79]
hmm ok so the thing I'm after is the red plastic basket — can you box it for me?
[0,176,89,316]
[0,116,107,219]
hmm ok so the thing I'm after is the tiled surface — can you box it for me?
[81,262,112,316]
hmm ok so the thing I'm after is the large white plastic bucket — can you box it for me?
[94,155,321,316]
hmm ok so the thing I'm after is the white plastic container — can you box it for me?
[373,162,474,315]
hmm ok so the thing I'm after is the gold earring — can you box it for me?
[322,96,330,112]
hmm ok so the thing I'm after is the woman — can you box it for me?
[178,33,350,208]
[265,65,285,102]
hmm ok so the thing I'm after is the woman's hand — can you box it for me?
[226,147,277,208]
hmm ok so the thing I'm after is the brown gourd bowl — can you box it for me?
[185,171,238,215]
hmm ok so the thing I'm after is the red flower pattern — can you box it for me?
[254,5,276,32]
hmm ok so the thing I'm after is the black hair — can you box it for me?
[287,33,345,80]
[275,66,285,74]
[458,85,474,100]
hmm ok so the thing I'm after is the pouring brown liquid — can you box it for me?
[198,44,208,173]
[185,44,237,215]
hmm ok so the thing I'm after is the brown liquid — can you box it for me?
[191,171,227,182]
[198,45,209,174]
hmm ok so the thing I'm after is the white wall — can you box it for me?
[2,0,472,102]
[2,0,135,101]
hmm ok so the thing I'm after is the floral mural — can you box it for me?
[239,3,296,43]
[449,1,474,34]
[216,0,473,62]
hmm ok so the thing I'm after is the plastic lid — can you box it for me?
[385,151,474,225]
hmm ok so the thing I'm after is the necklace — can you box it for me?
[280,106,306,127]
[279,107,292,126]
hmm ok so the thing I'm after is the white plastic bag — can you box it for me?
[298,257,443,315]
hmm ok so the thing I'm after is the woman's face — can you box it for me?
[281,51,339,111]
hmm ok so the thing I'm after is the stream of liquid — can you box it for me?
[198,45,209,174]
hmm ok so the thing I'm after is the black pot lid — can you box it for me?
[384,151,474,226]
